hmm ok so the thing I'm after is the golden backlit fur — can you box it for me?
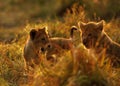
[45,26,77,61]
[72,44,97,75]
[24,27,50,69]
[79,20,120,66]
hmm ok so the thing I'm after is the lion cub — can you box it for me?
[24,27,50,69]
[45,27,77,61]
[79,20,120,66]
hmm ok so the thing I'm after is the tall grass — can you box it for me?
[0,4,120,86]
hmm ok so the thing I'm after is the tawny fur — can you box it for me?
[79,20,120,66]
[45,26,77,61]
[24,27,50,69]
[72,44,96,75]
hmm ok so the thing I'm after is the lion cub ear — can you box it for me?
[78,21,86,31]
[38,26,48,33]
[97,20,105,31]
[43,26,48,34]
[30,29,37,40]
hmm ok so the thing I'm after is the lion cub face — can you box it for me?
[30,27,50,52]
[79,20,104,48]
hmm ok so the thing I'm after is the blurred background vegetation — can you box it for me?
[0,0,119,28]
[0,0,120,42]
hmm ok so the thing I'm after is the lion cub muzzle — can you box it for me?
[40,43,52,53]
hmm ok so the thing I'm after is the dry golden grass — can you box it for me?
[0,4,120,86]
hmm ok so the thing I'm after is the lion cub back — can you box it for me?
[44,27,77,62]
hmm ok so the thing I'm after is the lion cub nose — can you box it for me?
[41,47,45,52]
[83,40,87,45]
[47,43,52,49]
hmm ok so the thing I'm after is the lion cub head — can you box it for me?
[79,20,104,48]
[30,27,50,52]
